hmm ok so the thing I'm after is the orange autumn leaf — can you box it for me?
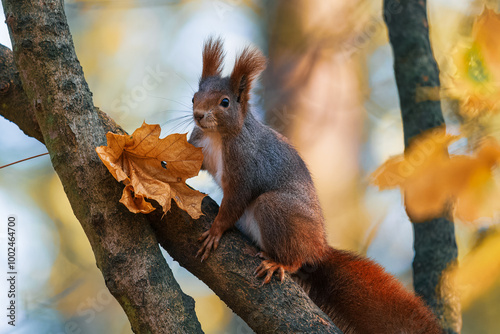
[96,122,205,219]
[371,129,500,222]
[371,129,458,188]
[445,8,500,118]
[473,8,500,85]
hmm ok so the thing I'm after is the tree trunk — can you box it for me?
[383,1,461,332]
[1,1,203,333]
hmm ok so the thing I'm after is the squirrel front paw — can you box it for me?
[197,227,223,261]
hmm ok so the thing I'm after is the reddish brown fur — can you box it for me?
[201,37,225,81]
[252,189,328,267]
[190,38,443,334]
[295,248,443,334]
[229,47,266,114]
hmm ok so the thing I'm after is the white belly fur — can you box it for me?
[199,132,262,247]
[198,132,223,186]
[236,201,263,248]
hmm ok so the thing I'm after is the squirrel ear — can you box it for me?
[201,37,225,81]
[230,46,266,105]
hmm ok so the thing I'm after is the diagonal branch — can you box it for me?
[383,0,460,333]
[0,1,203,333]
[0,43,120,145]
[0,1,340,333]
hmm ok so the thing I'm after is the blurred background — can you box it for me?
[1,0,500,333]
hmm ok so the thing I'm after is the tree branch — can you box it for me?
[0,43,43,143]
[383,0,460,333]
[0,43,121,145]
[1,1,202,333]
[149,200,340,333]
[0,1,340,332]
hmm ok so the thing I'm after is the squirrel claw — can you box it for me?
[198,230,210,243]
[197,229,221,261]
[255,259,286,284]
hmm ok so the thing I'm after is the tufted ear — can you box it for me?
[201,37,225,82]
[229,46,267,107]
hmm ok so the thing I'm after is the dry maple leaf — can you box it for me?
[96,122,205,219]
[371,128,500,222]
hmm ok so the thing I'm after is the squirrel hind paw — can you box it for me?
[254,259,300,284]
[254,260,285,284]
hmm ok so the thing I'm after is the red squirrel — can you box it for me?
[189,37,442,334]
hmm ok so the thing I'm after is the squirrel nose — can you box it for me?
[194,112,204,122]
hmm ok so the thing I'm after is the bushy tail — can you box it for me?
[293,246,442,334]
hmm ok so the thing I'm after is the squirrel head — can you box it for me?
[192,37,266,136]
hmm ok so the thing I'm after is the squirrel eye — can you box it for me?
[220,98,230,108]
[192,97,194,103]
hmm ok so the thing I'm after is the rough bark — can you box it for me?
[149,199,340,334]
[383,0,460,333]
[1,1,203,333]
[0,1,341,333]
[0,43,119,145]
[0,43,43,142]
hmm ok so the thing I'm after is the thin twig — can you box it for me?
[0,152,49,169]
